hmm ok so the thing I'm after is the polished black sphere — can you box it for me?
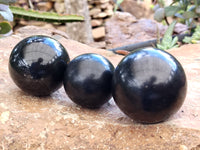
[112,48,187,124]
[63,53,114,109]
[9,35,70,96]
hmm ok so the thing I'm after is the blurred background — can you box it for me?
[11,0,155,47]
[1,0,199,50]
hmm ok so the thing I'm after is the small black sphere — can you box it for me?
[112,48,187,124]
[63,53,114,109]
[9,35,70,96]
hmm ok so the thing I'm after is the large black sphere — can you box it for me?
[63,53,114,109]
[112,48,187,124]
[9,35,70,96]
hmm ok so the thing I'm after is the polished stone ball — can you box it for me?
[63,53,114,109]
[9,35,70,96]
[112,48,187,124]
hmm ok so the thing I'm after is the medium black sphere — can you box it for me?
[63,53,114,109]
[9,35,70,96]
[112,48,187,124]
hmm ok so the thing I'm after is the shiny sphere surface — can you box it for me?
[112,48,187,123]
[9,35,70,96]
[63,53,114,109]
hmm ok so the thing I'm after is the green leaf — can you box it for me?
[170,36,178,48]
[154,8,165,22]
[183,25,200,43]
[10,6,84,23]
[161,21,176,45]
[171,45,179,49]
[174,13,184,19]
[157,44,166,50]
[164,6,181,17]
[191,40,200,44]
[0,0,16,4]
[116,0,124,5]
[0,21,12,34]
[156,21,178,50]
[183,36,192,43]
[114,0,124,12]
[182,11,196,19]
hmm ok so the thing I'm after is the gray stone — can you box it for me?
[65,0,93,43]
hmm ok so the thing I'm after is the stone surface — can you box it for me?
[120,0,153,19]
[65,0,94,44]
[105,9,114,16]
[0,26,200,149]
[88,41,106,49]
[93,0,110,4]
[91,19,103,27]
[89,8,101,16]
[92,26,106,40]
[54,2,65,14]
[174,23,189,34]
[88,0,114,42]
[100,2,113,10]
[105,12,167,49]
[36,1,53,11]
[93,12,108,18]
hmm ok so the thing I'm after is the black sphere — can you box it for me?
[63,53,114,109]
[9,35,70,96]
[112,48,187,124]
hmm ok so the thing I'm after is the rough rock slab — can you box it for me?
[105,12,167,49]
[120,0,153,19]
[0,26,200,150]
